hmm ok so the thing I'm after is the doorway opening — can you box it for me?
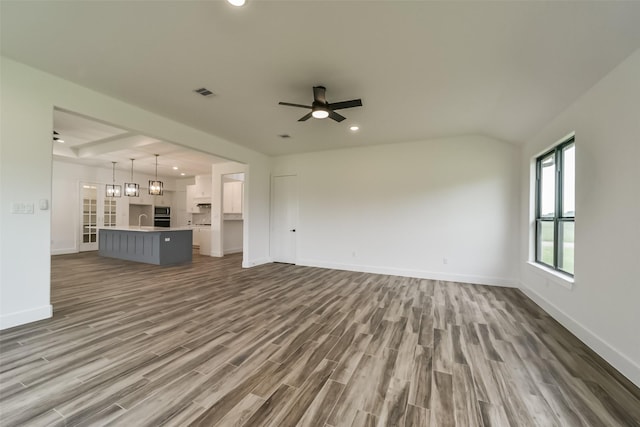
[221,172,245,256]
[51,107,249,269]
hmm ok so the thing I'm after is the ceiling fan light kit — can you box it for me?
[279,86,362,123]
[311,107,329,119]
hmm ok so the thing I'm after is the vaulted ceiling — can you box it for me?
[2,1,639,156]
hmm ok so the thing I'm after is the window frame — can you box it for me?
[535,137,575,276]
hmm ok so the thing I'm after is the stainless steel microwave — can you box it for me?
[154,206,170,216]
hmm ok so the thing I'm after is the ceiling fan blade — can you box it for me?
[298,112,313,122]
[328,110,346,122]
[327,99,363,111]
[279,102,312,109]
[313,86,327,104]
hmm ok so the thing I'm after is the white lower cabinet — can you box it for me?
[199,228,211,256]
[191,226,211,255]
[192,227,200,246]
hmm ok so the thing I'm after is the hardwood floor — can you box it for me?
[1,252,639,426]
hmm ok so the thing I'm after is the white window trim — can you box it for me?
[526,261,574,290]
[529,131,576,281]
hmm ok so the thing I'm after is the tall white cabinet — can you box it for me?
[223,181,243,215]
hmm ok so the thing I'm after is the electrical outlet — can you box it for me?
[443,257,448,265]
[352,251,357,257]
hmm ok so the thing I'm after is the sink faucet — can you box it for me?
[138,213,148,228]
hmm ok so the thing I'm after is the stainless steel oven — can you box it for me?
[154,206,171,227]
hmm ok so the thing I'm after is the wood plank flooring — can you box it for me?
[1,251,639,426]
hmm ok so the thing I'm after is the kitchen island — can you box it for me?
[98,227,193,265]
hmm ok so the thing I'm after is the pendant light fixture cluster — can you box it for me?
[106,155,163,198]
[105,162,122,197]
[149,154,163,196]
[124,158,140,197]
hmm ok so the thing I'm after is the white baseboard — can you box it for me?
[51,248,78,255]
[223,247,243,255]
[242,257,271,268]
[520,284,640,388]
[0,305,53,330]
[296,258,518,287]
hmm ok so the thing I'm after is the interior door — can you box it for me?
[79,183,99,251]
[79,181,120,251]
[270,175,298,264]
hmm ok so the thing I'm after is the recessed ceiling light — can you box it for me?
[227,0,246,6]
[57,139,65,143]
[172,166,179,170]
[180,173,186,176]
[349,125,360,131]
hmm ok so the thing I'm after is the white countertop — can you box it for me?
[100,226,193,233]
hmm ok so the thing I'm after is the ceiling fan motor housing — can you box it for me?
[279,85,362,123]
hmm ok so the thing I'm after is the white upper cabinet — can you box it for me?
[194,175,212,198]
[223,181,243,215]
[154,190,173,207]
[127,189,153,205]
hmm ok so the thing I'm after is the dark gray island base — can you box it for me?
[99,227,193,265]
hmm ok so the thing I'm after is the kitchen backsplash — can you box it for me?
[191,212,211,225]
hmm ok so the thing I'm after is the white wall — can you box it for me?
[0,59,53,328]
[223,220,244,254]
[0,57,272,329]
[519,50,640,386]
[273,135,521,286]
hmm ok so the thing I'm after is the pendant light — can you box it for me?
[149,154,163,196]
[106,162,122,197]
[124,158,140,197]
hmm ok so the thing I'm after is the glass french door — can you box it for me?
[79,182,119,251]
[80,183,99,251]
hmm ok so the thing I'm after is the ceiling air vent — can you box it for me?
[194,87,215,97]
[278,134,291,139]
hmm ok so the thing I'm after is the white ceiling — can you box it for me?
[2,1,640,156]
[53,109,227,178]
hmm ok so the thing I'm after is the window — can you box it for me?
[536,137,575,275]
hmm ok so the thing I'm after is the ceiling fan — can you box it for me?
[279,86,362,122]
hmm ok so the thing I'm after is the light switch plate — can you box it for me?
[11,202,34,214]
